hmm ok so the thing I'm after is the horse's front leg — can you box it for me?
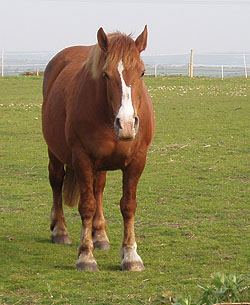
[73,151,98,271]
[120,155,146,271]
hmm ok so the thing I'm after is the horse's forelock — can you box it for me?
[105,34,142,70]
[86,33,143,79]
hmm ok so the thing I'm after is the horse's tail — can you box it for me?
[63,166,79,207]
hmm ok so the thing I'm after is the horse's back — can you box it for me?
[43,46,92,99]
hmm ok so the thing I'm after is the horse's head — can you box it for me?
[97,26,147,141]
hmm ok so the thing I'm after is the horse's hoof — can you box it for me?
[76,253,98,271]
[51,234,72,245]
[76,261,99,271]
[94,241,110,250]
[121,243,145,271]
[122,261,145,271]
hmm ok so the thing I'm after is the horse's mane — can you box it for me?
[85,32,143,79]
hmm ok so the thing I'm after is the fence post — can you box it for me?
[1,50,4,77]
[189,49,194,78]
[154,65,157,77]
[221,65,224,80]
[243,55,248,79]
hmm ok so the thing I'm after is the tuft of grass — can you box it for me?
[153,272,250,305]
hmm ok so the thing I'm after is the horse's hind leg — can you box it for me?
[93,171,110,250]
[48,149,71,244]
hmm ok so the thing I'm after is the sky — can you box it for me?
[1,0,250,55]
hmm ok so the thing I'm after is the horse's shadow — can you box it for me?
[36,237,122,271]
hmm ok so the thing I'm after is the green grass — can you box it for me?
[154,272,250,305]
[0,76,249,304]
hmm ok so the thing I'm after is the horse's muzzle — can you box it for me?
[114,116,139,140]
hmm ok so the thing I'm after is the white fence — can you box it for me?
[146,63,250,79]
[1,50,250,78]
[144,51,250,78]
[1,51,53,76]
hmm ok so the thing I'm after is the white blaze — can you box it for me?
[117,60,134,119]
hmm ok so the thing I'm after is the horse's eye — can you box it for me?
[141,71,145,78]
[103,72,110,80]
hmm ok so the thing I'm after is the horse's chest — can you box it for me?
[92,140,134,170]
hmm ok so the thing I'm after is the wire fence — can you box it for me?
[1,50,250,78]
[1,51,54,76]
[145,64,250,78]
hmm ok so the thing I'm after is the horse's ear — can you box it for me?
[135,25,148,53]
[97,27,109,53]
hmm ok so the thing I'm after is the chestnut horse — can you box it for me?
[42,26,155,271]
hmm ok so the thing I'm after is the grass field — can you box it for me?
[0,76,249,304]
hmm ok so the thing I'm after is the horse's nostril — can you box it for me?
[115,118,122,130]
[134,116,139,132]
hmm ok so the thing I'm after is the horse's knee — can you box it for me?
[78,197,96,220]
[120,198,137,219]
